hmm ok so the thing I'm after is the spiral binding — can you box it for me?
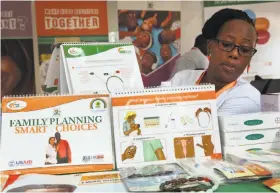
[61,42,133,46]
[2,92,102,99]
[113,84,215,96]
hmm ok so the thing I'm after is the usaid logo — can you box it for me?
[6,100,27,110]
[8,160,15,167]
[8,160,32,167]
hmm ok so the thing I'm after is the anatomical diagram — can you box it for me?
[174,137,195,158]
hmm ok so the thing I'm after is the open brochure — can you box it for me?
[2,171,127,192]
[0,95,114,175]
[111,85,222,168]
[226,148,280,177]
[60,42,144,94]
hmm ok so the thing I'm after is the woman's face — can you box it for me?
[136,32,151,49]
[1,56,22,98]
[125,12,137,30]
[141,20,153,32]
[208,19,257,83]
[141,53,154,68]
[160,29,176,43]
[49,138,55,146]
[160,44,172,62]
[127,115,133,122]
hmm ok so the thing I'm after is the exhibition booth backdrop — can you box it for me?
[1,1,280,94]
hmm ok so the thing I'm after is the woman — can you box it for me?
[1,40,35,98]
[171,9,260,115]
[123,112,141,136]
[45,137,57,165]
[141,51,158,74]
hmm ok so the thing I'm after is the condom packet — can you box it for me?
[119,162,189,192]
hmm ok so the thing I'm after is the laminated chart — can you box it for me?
[112,85,222,168]
[0,95,114,175]
[60,42,144,94]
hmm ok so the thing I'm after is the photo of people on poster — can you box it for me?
[45,132,72,165]
[118,10,180,75]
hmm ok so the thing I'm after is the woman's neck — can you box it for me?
[201,71,227,92]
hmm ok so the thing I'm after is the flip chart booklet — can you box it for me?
[263,178,280,192]
[44,45,61,94]
[2,174,79,192]
[60,42,144,94]
[111,85,222,169]
[3,171,127,192]
[0,94,114,175]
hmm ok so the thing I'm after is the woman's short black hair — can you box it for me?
[202,8,255,40]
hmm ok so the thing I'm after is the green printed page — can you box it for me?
[61,43,143,94]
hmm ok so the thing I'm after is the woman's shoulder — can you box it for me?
[170,70,204,86]
[231,78,261,103]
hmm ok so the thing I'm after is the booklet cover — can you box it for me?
[0,95,114,174]
[2,174,79,192]
[3,171,127,192]
[75,171,127,192]
[60,42,144,94]
[263,178,280,192]
[226,149,280,177]
[112,85,222,168]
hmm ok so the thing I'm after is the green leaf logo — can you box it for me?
[68,47,83,56]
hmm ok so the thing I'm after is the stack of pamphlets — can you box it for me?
[226,148,280,177]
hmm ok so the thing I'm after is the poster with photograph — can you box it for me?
[1,1,35,97]
[204,1,280,79]
[0,95,114,175]
[118,10,181,86]
[112,86,222,168]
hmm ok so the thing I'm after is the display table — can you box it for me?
[217,180,273,192]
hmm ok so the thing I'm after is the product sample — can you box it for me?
[119,163,188,192]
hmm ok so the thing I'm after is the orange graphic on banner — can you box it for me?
[112,91,215,106]
[2,94,109,113]
[35,1,108,36]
